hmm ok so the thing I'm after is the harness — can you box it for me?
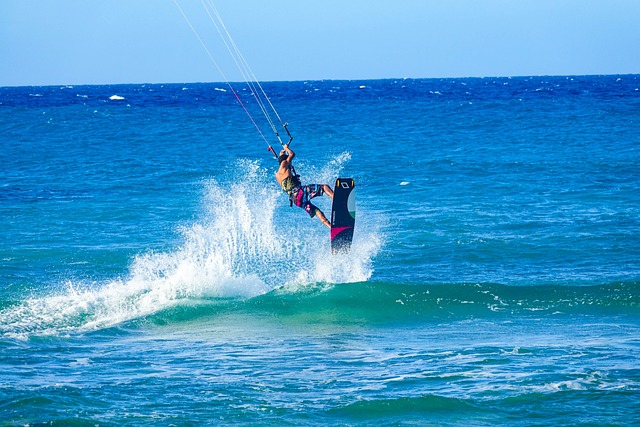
[281,174,302,207]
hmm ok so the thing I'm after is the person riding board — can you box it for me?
[275,144,334,228]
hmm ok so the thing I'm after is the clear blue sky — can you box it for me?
[1,0,639,86]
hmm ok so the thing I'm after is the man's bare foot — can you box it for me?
[317,211,331,228]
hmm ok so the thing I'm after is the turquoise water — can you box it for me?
[1,76,639,425]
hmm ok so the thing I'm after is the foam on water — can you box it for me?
[0,157,380,339]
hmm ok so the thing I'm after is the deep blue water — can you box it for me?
[1,75,639,425]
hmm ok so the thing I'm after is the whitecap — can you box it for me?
[109,95,125,100]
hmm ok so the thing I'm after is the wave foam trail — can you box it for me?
[1,157,379,338]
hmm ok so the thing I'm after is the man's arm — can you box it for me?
[284,144,295,162]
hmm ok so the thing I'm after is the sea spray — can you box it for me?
[0,158,380,338]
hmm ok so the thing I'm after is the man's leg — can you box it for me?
[316,209,331,229]
[321,184,334,199]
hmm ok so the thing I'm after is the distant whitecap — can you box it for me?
[109,95,125,100]
[400,181,410,186]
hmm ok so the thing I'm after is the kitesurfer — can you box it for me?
[275,144,334,228]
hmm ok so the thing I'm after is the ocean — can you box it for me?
[1,75,639,426]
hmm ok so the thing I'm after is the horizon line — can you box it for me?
[2,73,638,89]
